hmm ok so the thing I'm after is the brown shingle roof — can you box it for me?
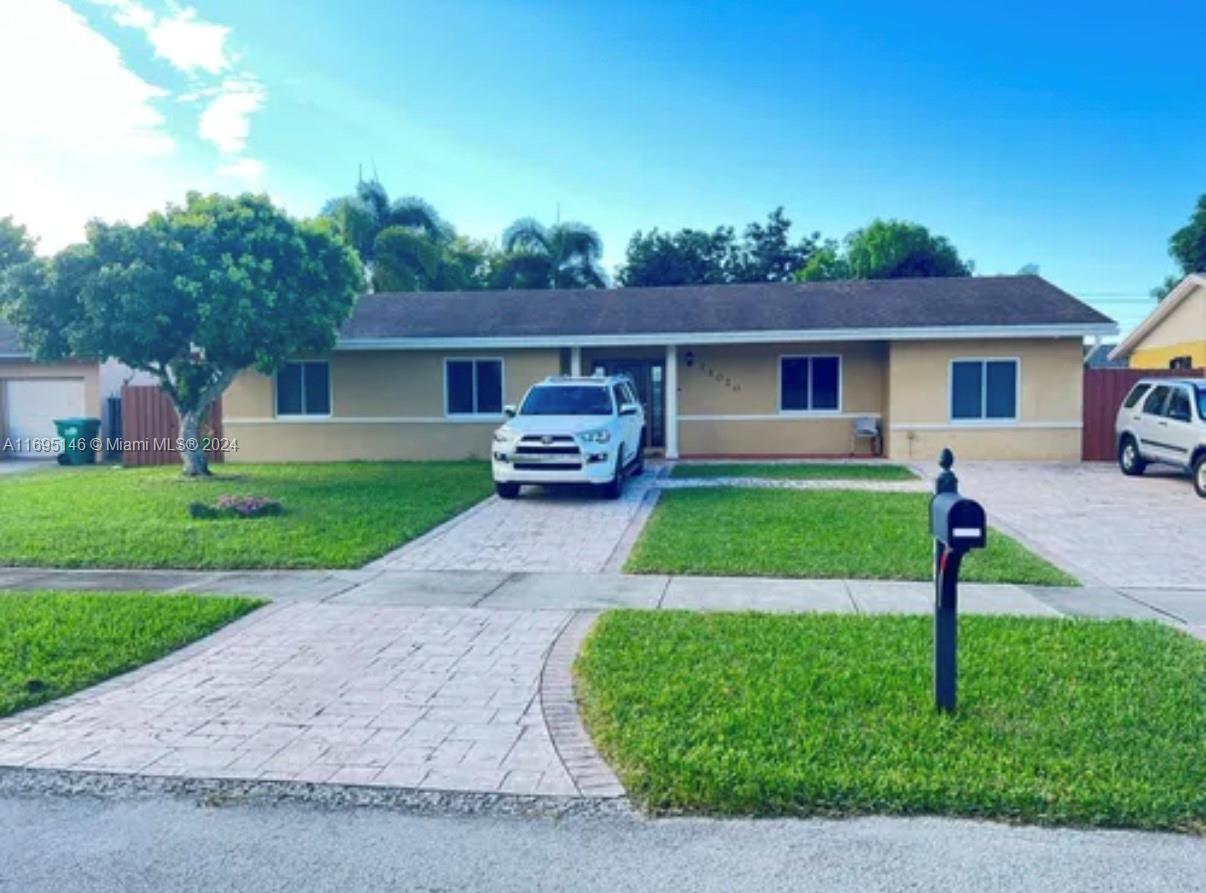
[341,275,1114,341]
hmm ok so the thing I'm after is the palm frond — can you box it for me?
[501,218,549,255]
[389,196,453,243]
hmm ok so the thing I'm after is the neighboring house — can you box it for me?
[224,275,1114,463]
[1083,343,1127,369]
[0,320,102,459]
[1109,274,1206,370]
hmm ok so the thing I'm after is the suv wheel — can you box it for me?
[631,433,646,477]
[495,481,521,500]
[601,447,624,500]
[1118,436,1146,476]
[1194,454,1206,499]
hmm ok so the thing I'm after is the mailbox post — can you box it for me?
[929,449,987,714]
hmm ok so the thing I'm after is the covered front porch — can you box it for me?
[564,340,887,461]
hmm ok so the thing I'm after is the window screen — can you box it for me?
[780,356,840,411]
[276,361,329,415]
[446,359,504,415]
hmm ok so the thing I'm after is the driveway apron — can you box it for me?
[0,603,584,797]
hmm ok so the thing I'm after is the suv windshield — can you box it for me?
[520,385,613,416]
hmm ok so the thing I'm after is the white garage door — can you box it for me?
[4,379,86,458]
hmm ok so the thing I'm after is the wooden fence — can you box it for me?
[1081,367,1203,461]
[120,385,224,467]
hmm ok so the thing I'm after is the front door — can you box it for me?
[594,360,665,449]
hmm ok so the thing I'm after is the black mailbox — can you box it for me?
[928,449,987,715]
[930,493,987,552]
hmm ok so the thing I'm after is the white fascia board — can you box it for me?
[1108,274,1205,361]
[336,322,1117,352]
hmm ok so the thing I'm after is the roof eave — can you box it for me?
[1109,274,1206,361]
[337,322,1118,351]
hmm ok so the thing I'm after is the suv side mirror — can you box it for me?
[619,402,640,416]
[503,404,516,418]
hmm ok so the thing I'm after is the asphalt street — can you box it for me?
[0,790,1202,893]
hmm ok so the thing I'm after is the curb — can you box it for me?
[540,611,625,798]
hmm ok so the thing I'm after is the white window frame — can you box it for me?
[948,357,1020,424]
[777,354,843,415]
[274,360,332,418]
[444,357,505,419]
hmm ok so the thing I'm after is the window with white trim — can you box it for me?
[950,359,1018,421]
[779,355,840,412]
[445,359,503,416]
[276,361,330,416]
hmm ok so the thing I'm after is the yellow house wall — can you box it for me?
[1126,284,1206,369]
[223,349,560,462]
[886,338,1084,461]
[675,341,887,456]
[0,359,102,449]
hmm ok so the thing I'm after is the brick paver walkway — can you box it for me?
[370,472,661,574]
[0,604,583,796]
[946,462,1203,589]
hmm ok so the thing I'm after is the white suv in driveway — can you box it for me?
[491,375,646,499]
[1115,377,1206,497]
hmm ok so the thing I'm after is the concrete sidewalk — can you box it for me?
[1,566,1200,633]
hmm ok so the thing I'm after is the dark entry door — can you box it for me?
[596,360,665,449]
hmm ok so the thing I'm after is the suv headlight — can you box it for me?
[578,428,612,444]
[493,428,517,444]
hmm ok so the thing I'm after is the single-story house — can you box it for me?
[1109,274,1206,370]
[0,320,102,459]
[223,275,1115,463]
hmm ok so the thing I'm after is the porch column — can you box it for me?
[665,344,679,459]
[570,346,582,376]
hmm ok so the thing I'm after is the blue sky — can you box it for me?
[4,1,1205,333]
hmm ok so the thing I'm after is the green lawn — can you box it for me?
[576,611,1206,831]
[626,488,1074,585]
[0,592,261,718]
[671,462,917,481]
[0,461,492,569]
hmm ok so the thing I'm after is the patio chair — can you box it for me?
[851,416,881,456]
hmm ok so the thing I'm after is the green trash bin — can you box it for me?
[54,417,101,466]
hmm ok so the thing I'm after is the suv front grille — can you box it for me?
[514,434,582,470]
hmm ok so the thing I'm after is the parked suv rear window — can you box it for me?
[520,386,613,415]
[1122,383,1150,409]
[1142,385,1170,415]
[1197,385,1206,421]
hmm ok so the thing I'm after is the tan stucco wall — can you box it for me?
[886,338,1084,461]
[0,359,101,449]
[223,349,560,462]
[675,341,886,456]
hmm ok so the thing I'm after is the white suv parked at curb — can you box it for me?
[491,375,646,500]
[1115,377,1206,498]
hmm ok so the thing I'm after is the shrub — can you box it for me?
[188,495,283,520]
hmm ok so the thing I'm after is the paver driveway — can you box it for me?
[0,603,583,796]
[371,471,660,573]
[951,462,1202,589]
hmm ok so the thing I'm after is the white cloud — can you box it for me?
[94,1,231,74]
[1,0,173,160]
[198,78,266,155]
[91,0,267,179]
[0,0,278,252]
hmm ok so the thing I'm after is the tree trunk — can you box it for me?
[177,409,210,476]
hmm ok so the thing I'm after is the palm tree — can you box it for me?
[492,218,607,289]
[320,178,455,290]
